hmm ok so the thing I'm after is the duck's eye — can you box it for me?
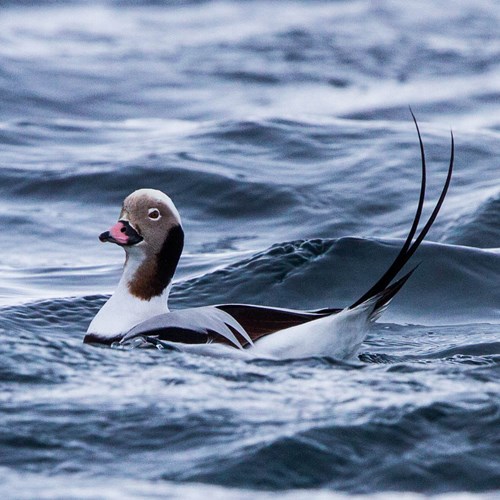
[148,208,161,220]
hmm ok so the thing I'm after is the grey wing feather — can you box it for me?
[120,306,252,349]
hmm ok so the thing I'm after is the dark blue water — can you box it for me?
[1,1,499,498]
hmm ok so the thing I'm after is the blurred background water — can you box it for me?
[0,1,499,498]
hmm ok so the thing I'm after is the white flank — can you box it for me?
[250,299,376,360]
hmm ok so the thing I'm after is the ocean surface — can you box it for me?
[0,1,499,498]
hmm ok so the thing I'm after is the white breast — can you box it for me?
[87,254,170,338]
[87,284,170,338]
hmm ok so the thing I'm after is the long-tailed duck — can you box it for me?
[84,118,454,359]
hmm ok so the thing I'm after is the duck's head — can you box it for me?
[100,188,184,299]
[100,189,181,251]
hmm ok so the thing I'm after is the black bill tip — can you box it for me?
[99,231,111,242]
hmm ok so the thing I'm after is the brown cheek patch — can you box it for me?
[128,225,184,301]
[129,257,161,300]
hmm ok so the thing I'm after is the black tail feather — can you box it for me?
[349,111,428,309]
[373,265,419,312]
[402,131,454,260]
[349,117,454,310]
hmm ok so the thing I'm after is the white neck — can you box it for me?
[87,249,170,338]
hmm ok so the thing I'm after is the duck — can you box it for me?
[84,118,454,360]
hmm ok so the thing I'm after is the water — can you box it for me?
[0,1,499,498]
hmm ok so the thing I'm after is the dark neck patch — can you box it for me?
[129,225,184,301]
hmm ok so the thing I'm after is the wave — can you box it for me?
[172,237,500,324]
[1,347,498,494]
[180,399,500,492]
[0,161,298,215]
[445,190,500,249]
[0,469,494,500]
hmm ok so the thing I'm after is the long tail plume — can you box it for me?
[349,113,454,310]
